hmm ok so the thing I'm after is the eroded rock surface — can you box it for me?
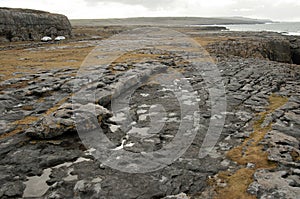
[206,31,300,65]
[0,7,72,42]
[0,27,300,199]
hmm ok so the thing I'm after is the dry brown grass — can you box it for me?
[0,42,94,81]
[213,168,256,199]
[0,127,24,140]
[22,105,34,111]
[267,94,289,115]
[291,149,300,162]
[193,36,231,47]
[13,116,39,125]
[0,79,31,90]
[0,116,39,140]
[45,96,70,116]
[0,40,90,139]
[0,96,70,141]
[227,95,288,167]
[212,94,288,199]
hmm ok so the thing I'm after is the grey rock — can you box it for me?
[292,169,300,175]
[163,193,190,199]
[250,169,300,199]
[272,120,300,137]
[208,34,293,64]
[113,65,127,71]
[0,111,25,122]
[264,130,299,147]
[280,102,300,111]
[272,109,285,120]
[0,7,72,41]
[235,111,253,122]
[247,163,256,169]
[0,120,16,135]
[247,181,260,196]
[39,153,79,168]
[262,130,300,166]
[284,111,300,125]
[287,175,300,187]
[261,114,274,128]
[26,103,112,139]
[0,181,25,198]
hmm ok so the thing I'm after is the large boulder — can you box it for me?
[206,32,298,64]
[0,7,72,41]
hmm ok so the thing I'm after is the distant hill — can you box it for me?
[70,17,272,27]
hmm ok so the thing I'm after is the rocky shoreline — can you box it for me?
[0,26,300,199]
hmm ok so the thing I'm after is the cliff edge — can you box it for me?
[0,7,72,42]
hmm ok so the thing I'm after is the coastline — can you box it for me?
[223,22,300,36]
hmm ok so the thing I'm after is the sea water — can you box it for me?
[224,22,300,36]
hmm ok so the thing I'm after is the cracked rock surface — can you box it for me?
[0,27,300,199]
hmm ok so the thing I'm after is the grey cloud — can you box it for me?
[82,0,300,21]
[85,0,174,9]
[227,1,300,21]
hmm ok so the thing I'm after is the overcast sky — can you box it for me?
[1,0,300,21]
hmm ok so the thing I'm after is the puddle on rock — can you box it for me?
[23,157,92,197]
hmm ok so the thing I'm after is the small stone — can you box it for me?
[247,182,260,196]
[99,164,105,169]
[218,142,232,151]
[217,182,227,188]
[292,169,300,175]
[163,192,190,199]
[221,159,230,167]
[247,163,256,169]
[113,65,127,71]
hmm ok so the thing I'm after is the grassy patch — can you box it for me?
[45,96,70,116]
[13,116,39,125]
[0,43,93,81]
[227,95,288,166]
[212,94,288,199]
[214,168,256,199]
[22,105,34,111]
[291,149,300,162]
[0,127,24,140]
[0,96,71,141]
[0,116,39,140]
[193,36,232,47]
